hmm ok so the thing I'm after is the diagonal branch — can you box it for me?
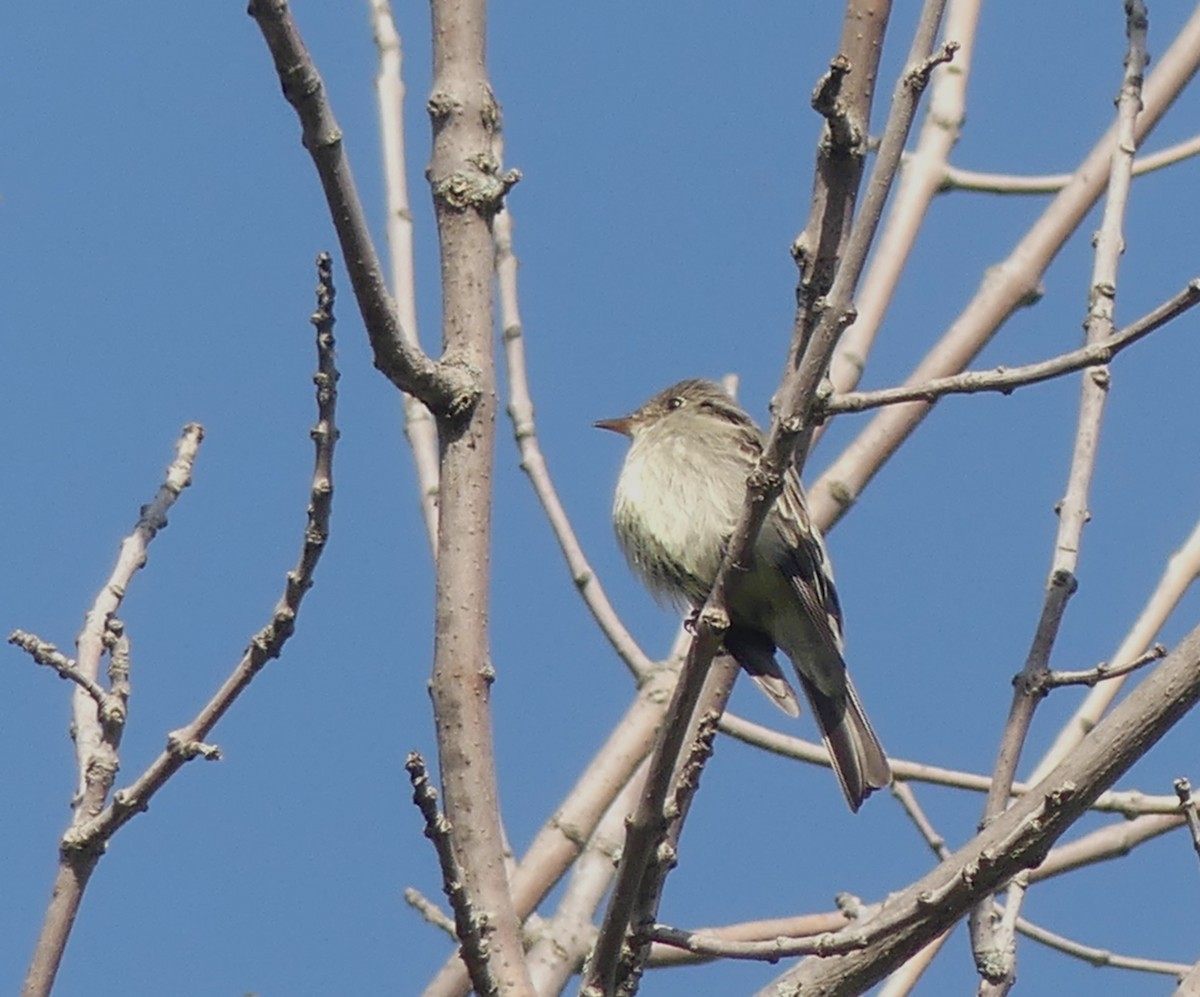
[408,752,499,997]
[64,252,339,854]
[584,5,957,994]
[823,279,1200,415]
[249,0,477,417]
[825,0,983,414]
[758,623,1200,995]
[10,633,110,709]
[17,421,202,997]
[810,4,1200,532]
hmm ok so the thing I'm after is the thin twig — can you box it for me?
[368,0,441,550]
[18,421,203,997]
[1012,917,1189,978]
[1173,778,1200,866]
[494,199,653,681]
[405,887,458,937]
[940,131,1200,193]
[720,709,1197,816]
[791,7,955,472]
[1032,518,1200,785]
[9,633,109,708]
[406,753,498,997]
[892,782,951,858]
[1041,644,1166,690]
[824,280,1200,415]
[57,253,339,855]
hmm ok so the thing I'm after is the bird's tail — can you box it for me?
[799,672,892,812]
[724,626,802,717]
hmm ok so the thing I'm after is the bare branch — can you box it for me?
[9,632,108,708]
[646,912,855,969]
[494,202,653,681]
[721,710,1199,817]
[1032,517,1200,784]
[810,6,1200,531]
[758,623,1200,996]
[827,0,984,412]
[790,0,952,472]
[369,0,441,549]
[1171,959,1200,995]
[526,761,648,994]
[824,279,1200,415]
[892,782,951,859]
[420,671,674,997]
[970,8,1150,987]
[58,253,338,855]
[585,644,736,996]
[248,0,477,416]
[1041,644,1166,690]
[646,916,881,963]
[407,752,498,997]
[405,887,458,938]
[1014,916,1189,978]
[1173,778,1200,867]
[416,3,532,995]
[1032,812,1183,881]
[19,421,203,997]
[894,779,1189,984]
[940,131,1200,193]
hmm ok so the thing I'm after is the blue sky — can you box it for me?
[4,3,1200,995]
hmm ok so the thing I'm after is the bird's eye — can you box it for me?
[666,396,684,411]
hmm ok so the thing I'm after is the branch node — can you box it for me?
[906,41,960,92]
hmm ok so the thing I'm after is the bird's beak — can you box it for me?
[594,416,633,437]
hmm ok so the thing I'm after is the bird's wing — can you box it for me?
[772,469,847,660]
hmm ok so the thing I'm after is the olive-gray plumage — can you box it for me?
[597,378,891,811]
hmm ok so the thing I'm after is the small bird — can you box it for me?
[596,378,891,811]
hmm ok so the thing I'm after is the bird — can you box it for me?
[596,377,891,811]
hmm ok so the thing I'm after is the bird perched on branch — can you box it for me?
[596,378,891,811]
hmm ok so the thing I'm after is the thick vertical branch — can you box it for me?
[424,1,529,994]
